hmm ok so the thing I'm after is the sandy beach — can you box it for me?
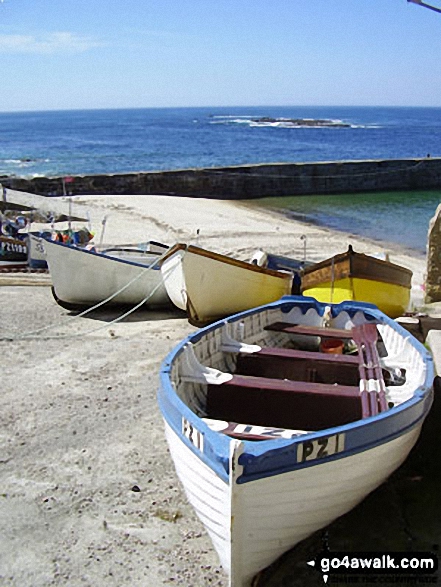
[1,190,435,587]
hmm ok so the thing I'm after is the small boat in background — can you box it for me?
[29,228,167,270]
[27,227,93,269]
[250,249,313,294]
[45,238,171,310]
[301,245,413,318]
[158,296,434,586]
[160,243,293,325]
[0,215,28,269]
[0,235,28,269]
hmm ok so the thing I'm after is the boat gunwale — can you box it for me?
[301,248,413,290]
[43,237,164,271]
[160,243,294,281]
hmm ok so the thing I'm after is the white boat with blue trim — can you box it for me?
[44,237,171,310]
[158,296,434,587]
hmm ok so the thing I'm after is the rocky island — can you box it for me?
[252,117,351,127]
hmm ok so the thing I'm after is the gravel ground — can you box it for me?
[0,285,228,587]
[1,285,440,587]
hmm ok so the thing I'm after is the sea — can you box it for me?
[1,105,440,254]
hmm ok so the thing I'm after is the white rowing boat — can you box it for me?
[44,238,171,309]
[158,296,434,586]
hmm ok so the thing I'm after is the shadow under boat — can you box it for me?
[62,304,187,323]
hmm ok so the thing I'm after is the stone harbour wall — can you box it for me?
[1,157,441,199]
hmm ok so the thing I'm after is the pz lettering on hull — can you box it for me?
[297,434,345,463]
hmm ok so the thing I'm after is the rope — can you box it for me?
[6,278,166,341]
[330,256,335,304]
[0,247,171,341]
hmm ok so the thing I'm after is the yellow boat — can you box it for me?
[301,246,413,318]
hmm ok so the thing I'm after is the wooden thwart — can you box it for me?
[236,347,360,386]
[207,321,389,434]
[246,346,359,364]
[264,321,355,339]
[207,374,362,431]
[222,374,360,396]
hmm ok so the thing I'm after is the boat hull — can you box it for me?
[27,233,50,269]
[302,276,410,318]
[163,419,422,587]
[158,297,434,586]
[45,238,170,307]
[161,244,293,324]
[301,247,412,318]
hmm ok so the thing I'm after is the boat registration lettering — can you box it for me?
[35,241,45,254]
[297,433,345,463]
[1,241,26,254]
[182,418,204,452]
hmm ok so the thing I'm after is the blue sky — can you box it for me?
[0,0,440,111]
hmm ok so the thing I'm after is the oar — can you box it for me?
[361,323,388,413]
[360,325,379,417]
[352,326,371,418]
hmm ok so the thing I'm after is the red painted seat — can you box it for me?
[264,321,355,339]
[236,347,360,386]
[207,374,362,431]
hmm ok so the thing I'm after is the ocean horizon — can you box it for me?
[1,105,440,254]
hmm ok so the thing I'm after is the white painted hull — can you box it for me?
[45,239,170,307]
[161,245,293,324]
[164,422,232,572]
[164,421,421,587]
